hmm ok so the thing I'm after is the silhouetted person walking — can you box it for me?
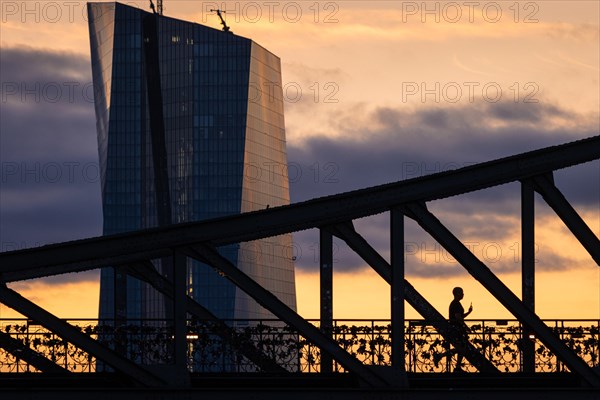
[449,286,472,372]
[435,287,473,372]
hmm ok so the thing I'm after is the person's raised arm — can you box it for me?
[464,302,473,318]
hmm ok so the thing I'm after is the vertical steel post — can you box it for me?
[114,268,127,357]
[173,251,189,385]
[521,181,535,373]
[320,229,333,373]
[391,208,405,371]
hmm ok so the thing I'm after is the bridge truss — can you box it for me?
[0,136,599,397]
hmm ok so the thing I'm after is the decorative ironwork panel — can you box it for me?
[1,319,597,374]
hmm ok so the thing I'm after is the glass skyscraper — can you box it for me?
[88,2,296,323]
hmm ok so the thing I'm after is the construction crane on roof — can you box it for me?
[149,0,163,15]
[210,9,232,33]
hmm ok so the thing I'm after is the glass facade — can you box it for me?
[88,2,296,323]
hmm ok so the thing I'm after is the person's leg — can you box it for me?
[454,332,467,372]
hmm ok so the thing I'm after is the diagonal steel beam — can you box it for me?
[0,284,166,386]
[1,136,599,283]
[181,244,392,387]
[404,202,600,387]
[0,330,69,374]
[325,222,499,374]
[531,174,600,266]
[120,261,287,373]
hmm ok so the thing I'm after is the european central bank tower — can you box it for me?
[88,2,296,322]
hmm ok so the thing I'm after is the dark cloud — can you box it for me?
[1,46,101,259]
[487,101,568,123]
[1,47,96,162]
[1,182,102,247]
[288,102,599,207]
[1,46,90,84]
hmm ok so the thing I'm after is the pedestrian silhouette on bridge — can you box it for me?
[449,286,472,371]
[435,286,473,372]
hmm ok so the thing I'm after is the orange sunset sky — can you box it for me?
[0,0,598,322]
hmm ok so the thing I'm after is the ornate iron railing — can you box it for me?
[0,319,597,373]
